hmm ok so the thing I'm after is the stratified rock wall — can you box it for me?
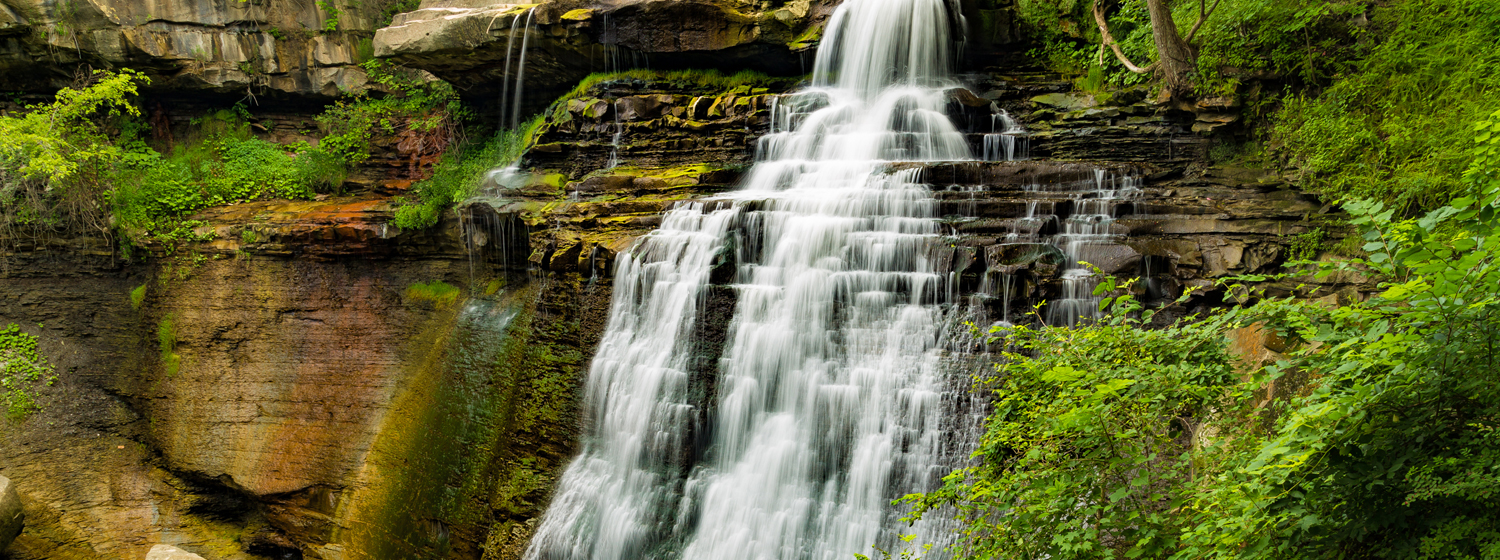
[0,203,609,559]
[0,0,390,95]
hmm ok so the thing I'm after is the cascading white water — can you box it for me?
[526,1,975,559]
[1044,170,1140,326]
[981,111,1028,162]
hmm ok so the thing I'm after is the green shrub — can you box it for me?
[910,109,1500,560]
[0,323,55,419]
[1273,0,1500,213]
[0,69,149,243]
[109,107,343,245]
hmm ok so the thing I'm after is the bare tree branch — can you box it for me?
[1092,0,1154,74]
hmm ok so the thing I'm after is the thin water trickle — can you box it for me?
[510,8,536,131]
[526,1,982,559]
[606,99,623,170]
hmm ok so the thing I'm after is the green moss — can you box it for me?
[554,68,793,108]
[157,313,180,378]
[405,281,462,306]
[345,281,587,558]
[129,284,147,310]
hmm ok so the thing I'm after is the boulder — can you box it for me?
[0,475,20,552]
[985,243,1066,274]
[145,544,206,560]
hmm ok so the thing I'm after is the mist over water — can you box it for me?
[525,1,984,558]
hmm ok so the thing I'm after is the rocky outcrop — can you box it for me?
[0,0,393,95]
[1,475,20,552]
[144,544,205,560]
[372,0,837,110]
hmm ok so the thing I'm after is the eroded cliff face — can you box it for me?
[0,201,614,559]
[0,0,398,96]
[0,1,1364,559]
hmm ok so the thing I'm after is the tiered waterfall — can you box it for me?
[527,1,981,558]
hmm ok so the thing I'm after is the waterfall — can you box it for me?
[496,7,536,131]
[526,0,977,559]
[981,111,1028,162]
[1044,170,1140,326]
[511,8,536,131]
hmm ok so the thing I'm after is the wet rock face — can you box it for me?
[529,79,792,176]
[1,475,20,552]
[0,0,385,95]
[0,199,609,559]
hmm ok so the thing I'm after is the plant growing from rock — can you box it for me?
[0,323,55,419]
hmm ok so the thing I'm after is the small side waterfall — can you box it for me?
[982,110,1028,162]
[973,170,1140,327]
[496,7,536,131]
[525,1,979,559]
[606,99,623,169]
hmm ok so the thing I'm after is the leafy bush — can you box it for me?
[913,110,1500,559]
[0,69,149,242]
[1274,0,1500,213]
[109,108,343,245]
[1,323,56,419]
[1014,0,1365,91]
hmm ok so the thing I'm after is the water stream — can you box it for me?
[526,1,980,558]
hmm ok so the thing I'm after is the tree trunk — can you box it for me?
[1145,0,1197,92]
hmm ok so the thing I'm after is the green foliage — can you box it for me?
[110,107,343,245]
[0,70,355,252]
[316,0,341,32]
[0,323,55,419]
[911,275,1248,560]
[405,281,462,306]
[1274,0,1500,213]
[157,313,181,377]
[0,69,149,241]
[916,112,1500,559]
[376,0,422,28]
[1189,0,1367,91]
[130,284,147,310]
[316,60,466,167]
[1016,0,1364,90]
[1287,227,1326,261]
[393,118,540,230]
